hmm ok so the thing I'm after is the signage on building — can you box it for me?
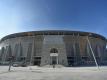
[50,53,58,56]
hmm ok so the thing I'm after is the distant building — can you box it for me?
[0,30,107,66]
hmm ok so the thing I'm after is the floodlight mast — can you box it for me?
[86,34,99,70]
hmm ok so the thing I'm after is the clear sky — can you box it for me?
[0,0,107,39]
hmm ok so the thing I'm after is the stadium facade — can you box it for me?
[0,30,107,67]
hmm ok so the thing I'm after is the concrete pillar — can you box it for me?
[29,37,35,65]
[4,46,8,62]
[26,43,32,62]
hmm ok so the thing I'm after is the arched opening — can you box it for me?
[50,48,58,66]
[50,48,58,53]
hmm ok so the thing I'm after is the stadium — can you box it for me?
[0,30,107,67]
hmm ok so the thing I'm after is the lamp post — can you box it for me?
[8,56,14,71]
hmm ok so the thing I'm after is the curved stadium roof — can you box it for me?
[0,30,106,42]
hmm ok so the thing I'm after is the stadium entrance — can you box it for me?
[50,48,58,65]
[33,57,41,66]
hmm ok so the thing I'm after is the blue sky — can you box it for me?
[0,0,107,39]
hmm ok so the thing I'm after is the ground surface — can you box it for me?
[0,66,107,80]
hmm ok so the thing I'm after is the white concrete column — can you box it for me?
[87,36,99,69]
[30,36,35,66]
[4,46,8,62]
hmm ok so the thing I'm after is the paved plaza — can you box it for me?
[0,66,107,80]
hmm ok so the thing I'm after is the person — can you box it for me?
[52,60,56,68]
